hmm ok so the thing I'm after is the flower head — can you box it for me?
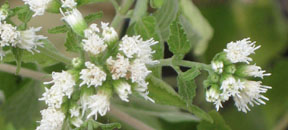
[87,90,110,119]
[22,0,52,17]
[233,81,271,113]
[106,54,130,80]
[128,59,151,86]
[224,38,260,64]
[212,61,224,74]
[134,82,154,103]
[0,22,20,47]
[206,87,223,111]
[237,64,271,79]
[101,22,118,43]
[39,86,64,108]
[80,62,107,87]
[36,107,65,130]
[82,34,107,55]
[119,35,140,58]
[18,27,46,53]
[136,38,159,65]
[113,81,132,102]
[61,8,86,35]
[0,9,8,21]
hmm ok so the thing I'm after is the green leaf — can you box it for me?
[197,111,231,130]
[153,0,178,40]
[3,41,62,67]
[84,11,103,24]
[77,0,108,6]
[179,0,213,55]
[167,19,191,59]
[134,16,164,78]
[0,81,42,129]
[15,5,33,23]
[11,48,23,74]
[147,75,212,122]
[150,0,164,8]
[80,120,121,130]
[65,30,82,52]
[177,76,196,104]
[182,67,200,81]
[48,25,68,34]
[130,0,148,24]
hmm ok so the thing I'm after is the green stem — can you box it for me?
[111,0,134,30]
[156,58,213,73]
[38,47,72,65]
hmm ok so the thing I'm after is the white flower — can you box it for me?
[212,61,224,74]
[119,35,140,58]
[134,83,155,103]
[114,81,132,102]
[70,107,80,118]
[206,87,224,111]
[101,22,118,42]
[69,106,83,127]
[106,54,130,80]
[71,117,83,128]
[224,38,260,64]
[44,71,76,98]
[39,86,64,108]
[128,59,151,85]
[0,10,8,21]
[82,34,107,55]
[87,91,110,119]
[22,0,52,17]
[84,24,100,38]
[61,0,77,9]
[80,62,107,87]
[220,76,244,97]
[0,47,5,60]
[18,27,46,53]
[80,92,90,116]
[0,22,20,47]
[137,38,159,65]
[233,81,271,113]
[241,64,271,79]
[61,8,86,34]
[36,107,65,130]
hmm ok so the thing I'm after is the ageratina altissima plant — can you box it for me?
[0,0,274,129]
[204,38,271,113]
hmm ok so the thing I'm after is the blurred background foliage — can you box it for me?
[0,0,288,130]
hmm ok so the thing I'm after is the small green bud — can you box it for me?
[209,73,220,83]
[224,64,236,74]
[72,57,84,69]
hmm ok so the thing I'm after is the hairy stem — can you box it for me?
[38,46,72,65]
[111,0,134,31]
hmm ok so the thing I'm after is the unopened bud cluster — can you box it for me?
[204,38,271,113]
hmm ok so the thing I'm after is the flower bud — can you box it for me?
[72,57,84,69]
[61,9,87,36]
[101,22,118,46]
[235,64,271,79]
[224,64,236,74]
[211,60,224,74]
[0,3,9,21]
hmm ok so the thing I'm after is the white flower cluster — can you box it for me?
[206,38,271,113]
[37,71,75,130]
[22,0,52,17]
[0,22,46,59]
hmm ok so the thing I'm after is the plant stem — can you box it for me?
[111,0,134,31]
[156,58,213,73]
[38,46,72,65]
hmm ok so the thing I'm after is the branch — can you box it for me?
[0,63,154,130]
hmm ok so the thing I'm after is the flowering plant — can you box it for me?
[0,0,285,130]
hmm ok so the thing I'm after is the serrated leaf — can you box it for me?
[84,11,103,24]
[179,0,213,55]
[167,19,191,59]
[177,76,196,104]
[48,25,68,34]
[153,0,178,40]
[150,0,164,8]
[11,48,23,74]
[182,67,200,81]
[65,30,82,52]
[197,111,231,130]
[134,16,163,78]
[147,75,212,122]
